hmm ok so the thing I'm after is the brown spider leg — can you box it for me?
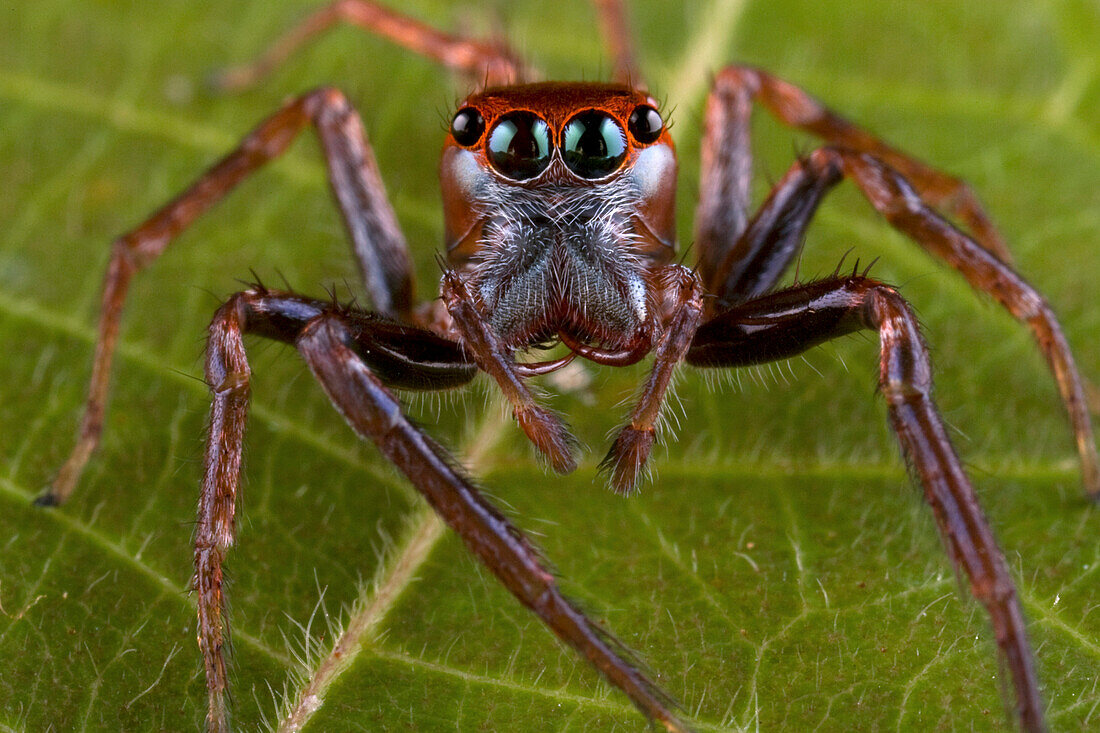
[512,351,577,377]
[39,87,414,506]
[694,65,1012,295]
[603,266,704,494]
[708,145,1100,499]
[299,317,690,733]
[197,288,689,733]
[196,288,474,732]
[441,271,579,474]
[559,328,652,367]
[688,275,1046,733]
[593,0,643,86]
[210,0,530,92]
[707,148,843,305]
[195,303,250,733]
[836,149,1098,499]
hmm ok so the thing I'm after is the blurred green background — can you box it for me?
[2,0,1098,730]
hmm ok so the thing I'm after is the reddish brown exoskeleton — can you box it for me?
[40,1,1098,731]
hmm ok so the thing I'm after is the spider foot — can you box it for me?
[515,405,578,474]
[32,491,60,507]
[35,438,96,507]
[601,425,655,495]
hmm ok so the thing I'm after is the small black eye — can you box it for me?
[450,107,484,147]
[627,105,663,145]
[487,112,552,180]
[561,111,627,179]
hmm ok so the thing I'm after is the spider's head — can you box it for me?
[439,82,677,347]
[441,82,676,265]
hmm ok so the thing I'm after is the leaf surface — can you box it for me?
[1,1,1099,730]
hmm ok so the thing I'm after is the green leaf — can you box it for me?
[2,1,1099,730]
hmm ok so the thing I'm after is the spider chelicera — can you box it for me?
[40,1,1098,731]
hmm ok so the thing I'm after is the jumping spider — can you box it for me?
[41,1,1098,731]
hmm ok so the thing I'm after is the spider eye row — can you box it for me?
[449,105,664,181]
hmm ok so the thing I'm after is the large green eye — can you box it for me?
[562,111,627,179]
[488,112,551,180]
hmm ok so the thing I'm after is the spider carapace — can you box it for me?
[434,80,691,484]
[41,2,1099,732]
[442,82,676,351]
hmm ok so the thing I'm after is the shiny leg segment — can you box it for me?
[718,145,1098,497]
[688,275,1046,733]
[694,65,1013,294]
[196,287,472,731]
[43,87,413,505]
[196,288,688,732]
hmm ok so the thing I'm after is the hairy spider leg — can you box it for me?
[42,87,414,506]
[693,69,1100,499]
[198,288,472,731]
[700,138,1100,499]
[198,289,688,733]
[695,65,1013,286]
[600,265,704,493]
[210,1,529,92]
[687,275,1046,733]
[443,264,703,493]
[441,272,580,474]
